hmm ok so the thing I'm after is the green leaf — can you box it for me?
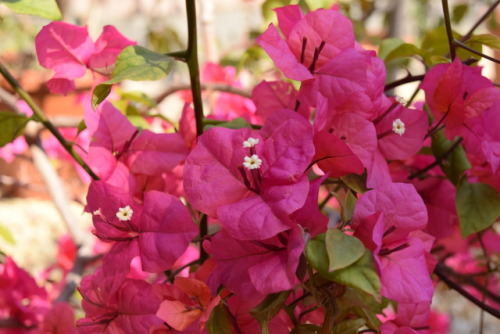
[421,25,481,65]
[325,229,364,271]
[0,111,30,147]
[336,288,386,329]
[452,4,468,24]
[0,223,15,245]
[456,179,500,237]
[207,303,234,334]
[77,120,87,135]
[330,250,380,298]
[250,291,291,333]
[384,43,423,63]
[92,45,174,108]
[341,189,357,223]
[92,85,112,109]
[341,173,368,194]
[204,117,253,130]
[304,0,336,10]
[333,318,366,334]
[467,34,500,51]
[119,91,157,108]
[306,234,380,297]
[378,38,405,61]
[431,132,471,185]
[1,0,61,20]
[111,101,150,129]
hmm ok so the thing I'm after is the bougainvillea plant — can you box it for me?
[0,0,499,333]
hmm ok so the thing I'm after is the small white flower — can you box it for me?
[394,95,406,105]
[92,208,102,216]
[392,119,405,135]
[243,154,262,170]
[116,205,133,221]
[243,137,260,148]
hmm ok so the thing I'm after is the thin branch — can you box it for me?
[198,214,208,262]
[166,258,202,283]
[155,82,251,104]
[441,0,456,60]
[453,40,500,64]
[0,63,99,181]
[408,137,463,180]
[184,0,209,263]
[185,0,204,137]
[384,74,425,92]
[437,265,500,304]
[434,262,500,318]
[461,0,500,42]
[478,233,493,333]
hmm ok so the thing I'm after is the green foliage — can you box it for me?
[451,4,468,24]
[325,229,364,271]
[456,179,500,237]
[204,117,253,130]
[262,0,290,21]
[1,0,61,20]
[421,25,483,65]
[467,33,500,51]
[341,173,368,194]
[340,189,357,224]
[302,0,336,10]
[306,233,380,297]
[382,42,424,64]
[92,46,174,108]
[250,291,291,334]
[207,303,234,334]
[0,111,30,147]
[0,223,15,245]
[431,132,471,185]
[333,318,366,334]
[336,287,385,329]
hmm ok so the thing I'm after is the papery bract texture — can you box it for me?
[35,22,135,94]
[184,110,314,240]
[205,227,304,298]
[353,183,428,244]
[86,181,197,273]
[78,268,165,333]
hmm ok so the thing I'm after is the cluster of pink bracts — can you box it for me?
[1,4,499,334]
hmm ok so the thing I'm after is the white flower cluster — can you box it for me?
[116,205,133,221]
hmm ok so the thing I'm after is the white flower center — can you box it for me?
[116,205,133,221]
[243,154,262,170]
[392,119,405,135]
[243,137,260,148]
[394,95,406,105]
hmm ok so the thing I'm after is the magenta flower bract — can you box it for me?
[184,110,314,240]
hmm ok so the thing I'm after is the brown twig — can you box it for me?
[441,0,456,60]
[461,0,500,42]
[434,262,500,319]
[408,137,463,180]
[0,63,99,180]
[384,74,425,92]
[155,82,251,104]
[453,40,500,64]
